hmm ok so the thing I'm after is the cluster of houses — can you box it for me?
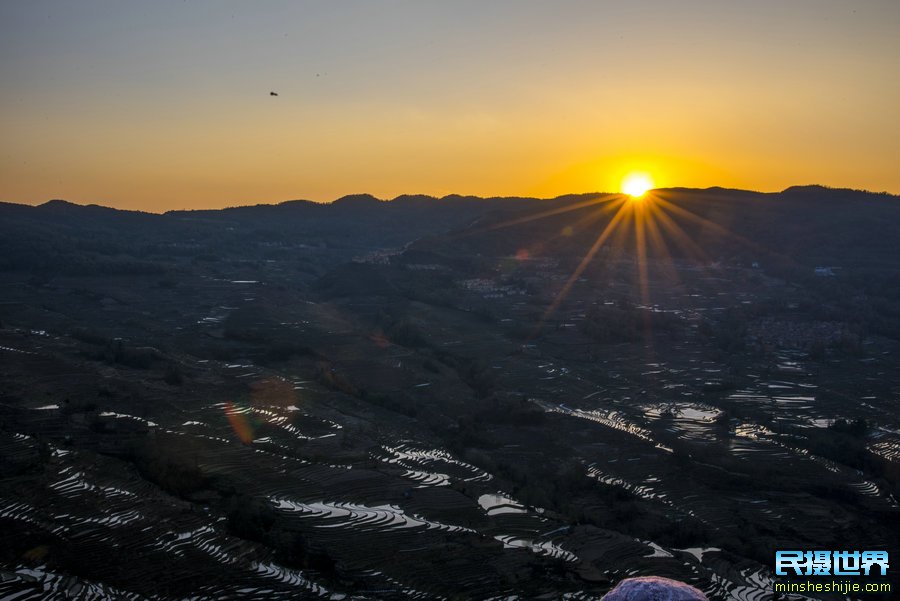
[747,318,847,351]
[458,278,526,299]
[352,249,401,264]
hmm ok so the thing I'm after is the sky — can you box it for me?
[1,1,899,211]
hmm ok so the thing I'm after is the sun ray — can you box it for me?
[653,195,765,256]
[632,203,664,366]
[654,194,806,272]
[531,197,630,334]
[476,194,620,235]
[506,180,773,349]
[649,199,716,265]
[519,196,628,256]
[642,205,683,287]
[632,201,650,307]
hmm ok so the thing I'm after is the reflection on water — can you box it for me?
[478,492,527,516]
[493,534,578,562]
[272,498,476,533]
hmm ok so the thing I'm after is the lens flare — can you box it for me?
[224,401,256,444]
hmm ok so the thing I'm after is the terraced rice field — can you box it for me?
[2,250,899,600]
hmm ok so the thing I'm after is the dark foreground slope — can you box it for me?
[1,187,898,599]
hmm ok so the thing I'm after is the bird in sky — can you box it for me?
[269,91,278,96]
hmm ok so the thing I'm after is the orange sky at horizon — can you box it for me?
[2,2,899,212]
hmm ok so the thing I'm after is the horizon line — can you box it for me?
[2,184,897,215]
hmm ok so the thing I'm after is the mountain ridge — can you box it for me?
[1,184,896,217]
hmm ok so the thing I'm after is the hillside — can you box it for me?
[1,186,899,599]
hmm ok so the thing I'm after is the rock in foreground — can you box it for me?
[601,576,708,601]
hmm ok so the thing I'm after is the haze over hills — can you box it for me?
[1,185,899,599]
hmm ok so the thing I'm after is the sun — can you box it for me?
[621,172,654,198]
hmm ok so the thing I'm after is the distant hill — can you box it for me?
[1,187,898,277]
[403,187,900,277]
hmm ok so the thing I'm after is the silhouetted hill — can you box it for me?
[1,187,898,277]
[781,184,894,198]
[390,194,440,205]
[38,199,82,210]
[331,193,383,208]
[404,187,900,278]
